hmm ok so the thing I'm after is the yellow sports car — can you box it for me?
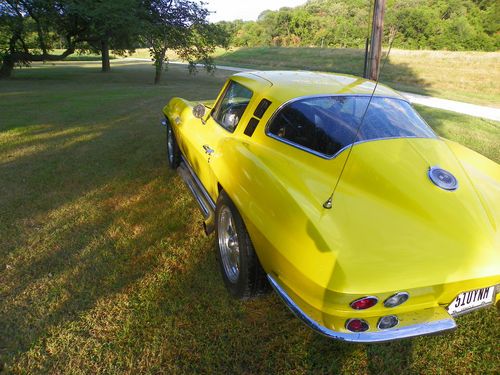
[162,71,500,342]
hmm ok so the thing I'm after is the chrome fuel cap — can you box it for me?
[428,166,458,191]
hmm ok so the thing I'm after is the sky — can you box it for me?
[205,0,307,23]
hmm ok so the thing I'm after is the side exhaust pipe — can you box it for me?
[177,157,216,235]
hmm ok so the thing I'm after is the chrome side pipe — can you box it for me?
[177,157,216,235]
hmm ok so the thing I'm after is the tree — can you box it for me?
[0,0,84,78]
[142,0,228,84]
[68,0,143,72]
[217,0,499,51]
[216,19,244,46]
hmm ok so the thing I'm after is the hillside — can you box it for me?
[217,0,499,51]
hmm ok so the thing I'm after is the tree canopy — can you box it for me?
[0,0,227,80]
[0,0,85,77]
[68,0,144,72]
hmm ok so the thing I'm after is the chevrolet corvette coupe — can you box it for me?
[162,70,500,342]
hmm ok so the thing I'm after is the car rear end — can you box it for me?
[254,89,500,342]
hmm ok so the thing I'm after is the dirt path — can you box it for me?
[399,92,499,122]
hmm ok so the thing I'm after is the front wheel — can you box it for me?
[215,191,269,299]
[165,119,180,169]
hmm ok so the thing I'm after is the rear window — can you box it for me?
[267,96,436,157]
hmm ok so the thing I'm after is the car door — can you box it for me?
[188,79,254,201]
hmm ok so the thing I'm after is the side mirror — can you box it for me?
[193,103,206,119]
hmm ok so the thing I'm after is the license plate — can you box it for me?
[447,286,495,316]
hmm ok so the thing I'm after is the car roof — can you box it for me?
[232,70,406,103]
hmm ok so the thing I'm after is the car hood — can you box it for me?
[315,137,500,294]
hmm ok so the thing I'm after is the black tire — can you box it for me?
[165,119,180,169]
[215,191,270,299]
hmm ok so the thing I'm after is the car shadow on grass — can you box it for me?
[100,240,361,373]
[366,340,414,374]
[93,227,412,373]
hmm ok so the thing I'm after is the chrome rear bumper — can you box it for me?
[267,274,457,343]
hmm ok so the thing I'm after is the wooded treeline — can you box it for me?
[1,0,498,81]
[217,0,499,51]
[0,0,227,81]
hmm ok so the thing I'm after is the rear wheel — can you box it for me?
[166,119,180,169]
[215,191,269,299]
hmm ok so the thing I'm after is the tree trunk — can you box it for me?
[0,55,15,79]
[154,60,163,84]
[154,50,166,85]
[0,46,75,79]
[101,39,111,72]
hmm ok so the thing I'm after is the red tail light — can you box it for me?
[346,318,369,332]
[350,296,378,310]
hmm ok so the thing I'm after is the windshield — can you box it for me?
[267,96,436,158]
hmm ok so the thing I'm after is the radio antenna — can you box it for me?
[323,28,397,209]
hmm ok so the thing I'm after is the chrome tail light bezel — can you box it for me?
[384,292,410,308]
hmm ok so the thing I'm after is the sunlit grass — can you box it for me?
[49,49,117,61]
[213,47,500,107]
[126,48,183,61]
[416,105,500,163]
[0,61,498,374]
[50,48,179,62]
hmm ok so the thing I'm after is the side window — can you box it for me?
[212,81,253,132]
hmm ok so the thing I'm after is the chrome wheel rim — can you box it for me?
[167,127,174,164]
[218,205,240,283]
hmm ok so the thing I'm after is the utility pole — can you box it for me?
[367,0,386,81]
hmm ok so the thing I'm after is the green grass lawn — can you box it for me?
[48,49,117,61]
[213,47,500,108]
[0,61,499,374]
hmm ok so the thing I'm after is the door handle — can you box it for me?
[203,144,214,155]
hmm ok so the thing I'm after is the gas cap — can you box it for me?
[428,166,458,191]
